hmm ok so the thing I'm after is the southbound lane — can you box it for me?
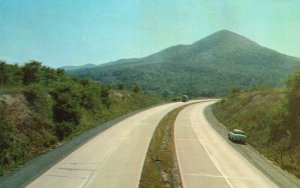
[27,102,192,188]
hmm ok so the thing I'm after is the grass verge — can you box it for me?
[139,105,187,188]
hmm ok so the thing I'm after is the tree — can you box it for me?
[0,117,15,153]
[41,66,57,83]
[0,61,7,84]
[286,67,300,126]
[281,67,300,160]
[117,82,125,90]
[101,87,111,108]
[227,86,241,98]
[22,61,42,85]
[53,99,81,125]
[132,84,140,94]
[0,62,22,85]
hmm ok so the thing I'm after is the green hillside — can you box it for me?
[212,65,300,177]
[68,30,300,98]
[0,61,161,175]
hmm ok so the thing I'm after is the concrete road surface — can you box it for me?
[175,101,278,188]
[27,101,192,188]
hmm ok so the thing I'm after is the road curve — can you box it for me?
[174,101,278,188]
[26,101,195,188]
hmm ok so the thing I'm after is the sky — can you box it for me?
[1,0,300,68]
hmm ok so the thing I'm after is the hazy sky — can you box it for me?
[1,0,300,68]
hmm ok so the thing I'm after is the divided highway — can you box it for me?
[27,101,191,188]
[25,100,282,188]
[175,101,278,188]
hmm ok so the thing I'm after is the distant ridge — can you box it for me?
[68,30,300,97]
[61,63,97,70]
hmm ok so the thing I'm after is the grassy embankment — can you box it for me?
[0,61,161,175]
[139,105,188,188]
[212,87,300,178]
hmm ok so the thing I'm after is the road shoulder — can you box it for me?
[204,104,300,188]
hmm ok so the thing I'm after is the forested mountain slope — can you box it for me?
[69,30,300,98]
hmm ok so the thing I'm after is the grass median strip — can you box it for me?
[139,105,188,188]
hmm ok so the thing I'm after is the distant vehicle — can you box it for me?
[181,95,189,102]
[228,129,246,144]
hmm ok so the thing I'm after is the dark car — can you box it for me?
[181,95,189,102]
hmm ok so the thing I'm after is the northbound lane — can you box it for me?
[174,101,278,188]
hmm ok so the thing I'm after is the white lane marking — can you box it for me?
[177,138,219,143]
[47,174,88,180]
[80,109,147,187]
[62,162,99,165]
[176,138,199,141]
[174,124,187,187]
[80,107,163,187]
[81,142,122,188]
[89,171,139,175]
[55,168,94,172]
[184,173,269,181]
[190,115,235,188]
[175,101,218,188]
[184,172,224,178]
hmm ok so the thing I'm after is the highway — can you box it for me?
[174,101,278,188]
[26,102,189,188]
[26,100,282,188]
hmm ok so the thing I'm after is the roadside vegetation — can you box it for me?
[0,61,161,176]
[212,66,300,178]
[139,106,186,188]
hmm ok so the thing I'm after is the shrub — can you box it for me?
[53,97,81,125]
[22,61,42,85]
[55,122,75,140]
[0,117,15,153]
[101,86,111,108]
[132,84,140,93]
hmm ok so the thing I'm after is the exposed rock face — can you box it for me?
[0,94,32,129]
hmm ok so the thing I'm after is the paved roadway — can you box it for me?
[27,101,193,188]
[174,101,278,188]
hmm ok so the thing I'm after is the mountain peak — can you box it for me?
[69,30,300,98]
[215,29,235,34]
[210,29,245,37]
[140,29,260,63]
[192,29,258,49]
